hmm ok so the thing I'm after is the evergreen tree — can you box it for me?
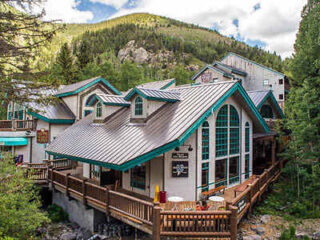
[278,0,320,215]
[55,43,77,84]
[76,41,92,70]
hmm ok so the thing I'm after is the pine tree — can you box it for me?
[55,43,77,84]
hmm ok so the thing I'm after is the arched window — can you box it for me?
[215,104,240,186]
[260,105,273,119]
[202,121,209,160]
[245,122,250,152]
[7,103,12,120]
[135,96,143,116]
[96,102,102,118]
[85,94,96,106]
[229,105,239,155]
[216,105,228,157]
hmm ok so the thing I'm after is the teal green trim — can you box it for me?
[125,88,179,103]
[0,137,28,146]
[221,53,285,77]
[47,82,269,172]
[160,79,176,90]
[27,111,75,124]
[55,77,121,97]
[257,91,285,118]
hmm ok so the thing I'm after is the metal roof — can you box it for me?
[28,100,75,121]
[247,90,270,107]
[137,79,175,90]
[213,62,247,77]
[125,87,181,102]
[92,93,130,106]
[46,81,268,170]
[191,65,233,81]
[55,77,121,97]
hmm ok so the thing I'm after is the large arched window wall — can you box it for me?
[215,104,240,187]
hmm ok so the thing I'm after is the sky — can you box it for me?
[39,0,308,59]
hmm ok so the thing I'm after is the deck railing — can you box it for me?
[25,159,283,240]
[0,120,36,131]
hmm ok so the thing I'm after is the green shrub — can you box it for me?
[47,204,68,223]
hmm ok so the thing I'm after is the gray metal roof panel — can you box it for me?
[136,88,181,101]
[56,77,100,96]
[29,100,75,120]
[47,81,237,166]
[247,90,270,107]
[96,94,130,105]
[137,79,175,89]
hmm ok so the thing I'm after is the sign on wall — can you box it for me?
[37,129,49,144]
[236,195,247,213]
[172,161,188,177]
[200,71,212,83]
[172,152,189,159]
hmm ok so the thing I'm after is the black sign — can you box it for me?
[172,152,189,159]
[236,196,247,213]
[172,161,188,177]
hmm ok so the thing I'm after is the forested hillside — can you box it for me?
[43,13,286,91]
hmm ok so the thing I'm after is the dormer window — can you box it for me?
[135,96,143,116]
[96,102,102,118]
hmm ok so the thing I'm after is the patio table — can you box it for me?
[209,196,225,210]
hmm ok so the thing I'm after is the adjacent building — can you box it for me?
[192,52,289,109]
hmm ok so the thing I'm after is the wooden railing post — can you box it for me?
[152,202,161,240]
[248,184,253,213]
[66,173,70,197]
[105,187,110,216]
[229,205,238,240]
[82,179,87,205]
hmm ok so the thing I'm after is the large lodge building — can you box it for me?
[0,53,286,238]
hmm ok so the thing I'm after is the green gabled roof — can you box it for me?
[257,91,285,119]
[124,87,181,103]
[55,77,121,97]
[47,81,269,171]
[27,111,75,124]
[87,94,130,107]
[213,61,247,77]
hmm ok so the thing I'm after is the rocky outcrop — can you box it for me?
[118,40,150,64]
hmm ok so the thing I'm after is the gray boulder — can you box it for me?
[242,235,262,240]
[260,215,271,224]
[60,232,77,240]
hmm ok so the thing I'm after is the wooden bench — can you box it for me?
[201,186,226,199]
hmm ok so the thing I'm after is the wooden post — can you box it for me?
[82,179,87,205]
[248,184,253,213]
[66,173,70,197]
[105,187,110,216]
[152,202,161,240]
[229,205,238,240]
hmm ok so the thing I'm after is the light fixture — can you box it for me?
[174,147,180,151]
[188,146,193,152]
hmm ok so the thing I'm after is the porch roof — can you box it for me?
[46,81,269,171]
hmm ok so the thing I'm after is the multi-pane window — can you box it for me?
[202,121,209,160]
[229,156,240,184]
[130,165,146,189]
[245,122,250,152]
[96,102,102,118]
[245,154,250,179]
[215,159,227,187]
[201,163,209,192]
[7,103,12,120]
[135,96,143,116]
[229,106,239,154]
[216,105,228,157]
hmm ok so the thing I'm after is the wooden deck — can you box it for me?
[25,159,284,240]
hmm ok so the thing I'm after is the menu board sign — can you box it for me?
[172,161,188,177]
[37,129,49,144]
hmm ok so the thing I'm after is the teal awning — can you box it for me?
[0,137,28,146]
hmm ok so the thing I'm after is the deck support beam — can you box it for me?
[152,202,161,240]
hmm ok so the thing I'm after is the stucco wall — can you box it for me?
[61,95,78,117]
[164,133,197,201]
